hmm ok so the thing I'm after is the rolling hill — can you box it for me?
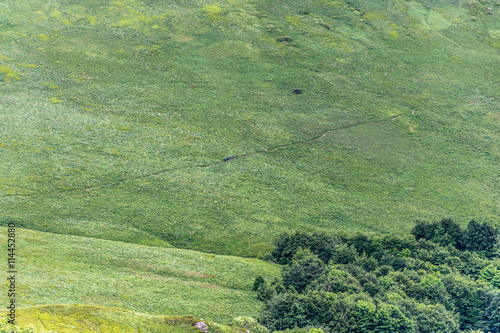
[0,0,499,329]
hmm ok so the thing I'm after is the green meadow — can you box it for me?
[1,305,247,332]
[0,0,499,329]
[0,227,279,322]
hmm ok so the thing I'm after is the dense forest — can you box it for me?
[252,219,500,333]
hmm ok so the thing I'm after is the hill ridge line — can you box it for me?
[1,115,405,198]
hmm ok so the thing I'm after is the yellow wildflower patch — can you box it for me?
[49,97,63,103]
[0,65,22,82]
[34,34,50,42]
[203,5,223,21]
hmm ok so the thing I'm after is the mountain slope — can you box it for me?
[1,0,498,255]
[0,227,279,323]
[1,305,246,332]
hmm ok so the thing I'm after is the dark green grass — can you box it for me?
[1,0,499,255]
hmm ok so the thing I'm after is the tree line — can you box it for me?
[252,218,500,333]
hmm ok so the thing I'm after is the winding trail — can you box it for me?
[2,115,407,199]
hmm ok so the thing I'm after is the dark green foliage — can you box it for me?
[348,232,377,256]
[464,220,499,258]
[282,249,326,293]
[442,275,485,330]
[354,254,378,272]
[327,296,362,333]
[260,293,307,332]
[301,290,335,327]
[411,218,465,249]
[411,275,453,310]
[331,244,358,265]
[376,235,418,256]
[374,265,394,277]
[262,226,500,333]
[412,221,436,241]
[379,252,407,271]
[389,271,416,294]
[494,236,500,258]
[314,268,361,294]
[399,299,460,333]
[272,327,325,333]
[436,219,465,250]
[271,231,313,265]
[361,280,382,297]
[271,231,337,265]
[480,291,500,333]
[357,273,380,294]
[257,278,286,302]
[257,280,273,301]
[374,303,415,333]
[254,275,266,291]
[329,297,415,333]
[458,251,487,276]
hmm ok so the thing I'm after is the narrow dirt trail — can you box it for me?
[2,115,406,198]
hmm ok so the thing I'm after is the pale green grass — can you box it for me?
[0,227,279,323]
[1,305,247,332]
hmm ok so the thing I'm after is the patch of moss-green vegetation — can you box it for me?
[0,305,247,332]
[1,0,499,257]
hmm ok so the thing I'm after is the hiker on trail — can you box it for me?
[235,155,238,158]
[229,156,231,160]
[265,148,267,152]
[243,153,246,157]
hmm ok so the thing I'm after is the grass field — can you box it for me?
[0,227,279,323]
[1,305,247,332]
[0,0,499,327]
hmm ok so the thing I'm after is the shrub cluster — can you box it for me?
[255,219,500,333]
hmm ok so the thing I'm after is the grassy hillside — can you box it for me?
[0,227,279,323]
[1,305,246,332]
[1,0,499,255]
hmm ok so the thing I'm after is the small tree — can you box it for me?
[464,220,498,258]
[254,275,265,291]
[282,249,326,293]
[432,218,465,249]
[411,220,435,241]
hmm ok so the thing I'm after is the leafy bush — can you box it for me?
[230,316,269,333]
